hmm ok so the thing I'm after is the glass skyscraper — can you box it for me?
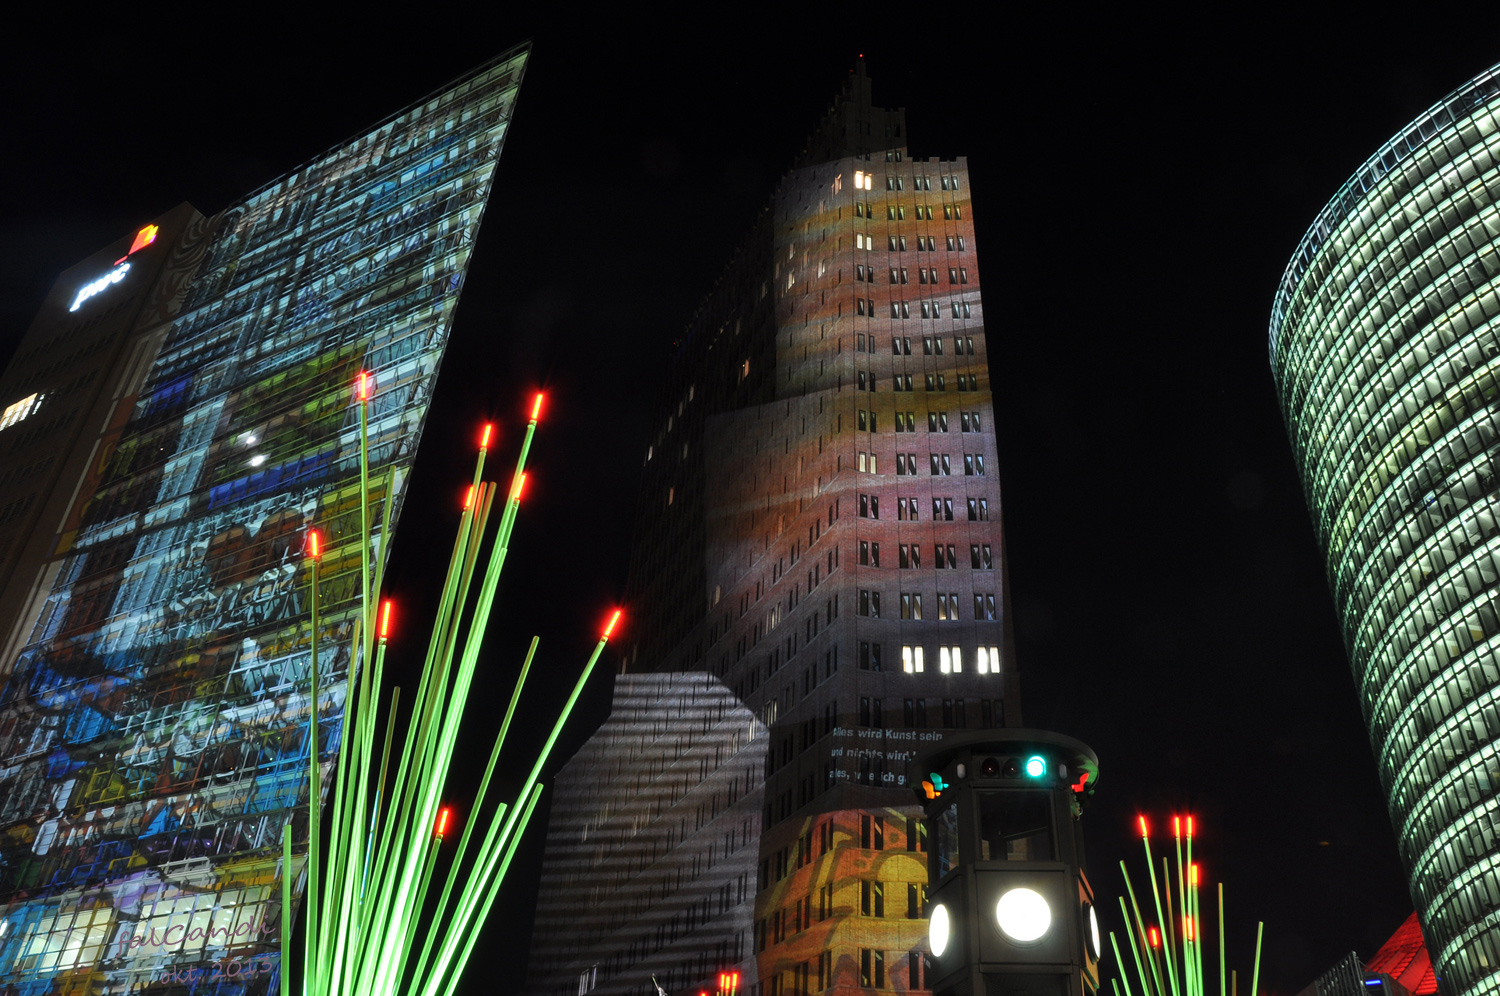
[0,45,527,991]
[1271,60,1500,996]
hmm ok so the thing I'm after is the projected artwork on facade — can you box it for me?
[0,46,528,991]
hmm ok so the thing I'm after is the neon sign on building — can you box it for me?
[67,224,158,313]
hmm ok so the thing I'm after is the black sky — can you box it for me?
[3,16,1500,994]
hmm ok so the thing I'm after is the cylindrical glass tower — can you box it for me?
[1271,63,1500,996]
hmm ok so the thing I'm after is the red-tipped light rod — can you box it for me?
[1148,926,1160,948]
[379,600,393,641]
[531,392,545,422]
[515,473,527,503]
[357,371,370,401]
[1187,815,1195,838]
[1138,816,1149,839]
[1173,816,1181,839]
[464,485,475,510]
[603,609,622,639]
[480,423,493,450]
[307,530,321,560]
[435,807,451,838]
[1189,863,1199,886]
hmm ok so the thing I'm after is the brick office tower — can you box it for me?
[527,61,1016,996]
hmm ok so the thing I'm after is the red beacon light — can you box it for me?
[306,529,322,560]
[463,485,475,510]
[480,423,493,450]
[530,392,545,422]
[1148,926,1161,948]
[379,600,393,641]
[1138,816,1149,839]
[602,609,623,640]
[356,371,371,402]
[435,806,451,839]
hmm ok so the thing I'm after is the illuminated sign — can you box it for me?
[69,224,159,313]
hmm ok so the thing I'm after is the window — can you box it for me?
[859,494,879,519]
[861,881,885,917]
[964,453,985,475]
[929,454,951,476]
[919,300,935,319]
[857,451,878,473]
[943,204,961,219]
[928,411,949,432]
[862,815,885,850]
[908,884,925,919]
[956,374,976,391]
[933,544,956,569]
[978,645,1002,674]
[971,544,993,569]
[897,497,919,521]
[890,301,910,318]
[889,268,908,284]
[892,336,911,355]
[895,411,915,432]
[951,300,972,318]
[859,641,882,671]
[974,593,997,620]
[859,697,883,728]
[893,374,913,391]
[905,697,928,724]
[955,335,975,355]
[960,410,981,432]
[860,950,884,988]
[900,593,923,620]
[858,590,881,617]
[939,646,963,674]
[967,497,990,520]
[933,497,954,520]
[898,544,920,569]
[924,373,946,391]
[922,334,943,355]
[887,205,905,220]
[896,453,918,476]
[902,644,925,673]
[887,234,907,251]
[858,409,876,431]
[859,541,880,566]
[938,593,959,620]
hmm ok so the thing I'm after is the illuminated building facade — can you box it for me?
[1270,61,1500,996]
[0,46,528,991]
[528,62,1013,996]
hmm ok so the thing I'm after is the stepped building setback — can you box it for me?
[528,62,1013,996]
[1271,60,1500,996]
[0,46,528,991]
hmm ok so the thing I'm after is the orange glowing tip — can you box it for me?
[1183,916,1195,941]
[603,609,623,639]
[435,807,451,838]
[1138,815,1149,839]
[356,371,370,401]
[1187,815,1195,838]
[464,485,475,510]
[531,392,545,421]
[1189,863,1199,886]
[1173,815,1181,839]
[1148,926,1161,948]
[306,530,321,560]
[515,473,527,502]
[379,600,393,640]
[480,423,493,449]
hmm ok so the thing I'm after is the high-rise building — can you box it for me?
[1270,61,1500,996]
[527,62,1013,996]
[0,46,528,990]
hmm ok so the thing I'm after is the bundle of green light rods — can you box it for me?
[1108,816,1265,996]
[280,378,618,996]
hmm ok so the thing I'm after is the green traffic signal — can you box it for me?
[1024,755,1046,778]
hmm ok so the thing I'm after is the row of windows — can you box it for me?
[853,299,974,319]
[889,234,966,252]
[857,494,992,521]
[883,334,977,356]
[856,641,1002,674]
[856,265,970,285]
[857,410,983,433]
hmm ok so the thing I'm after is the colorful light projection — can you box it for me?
[0,45,528,991]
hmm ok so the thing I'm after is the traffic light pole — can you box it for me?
[911,729,1101,996]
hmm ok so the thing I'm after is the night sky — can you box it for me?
[4,17,1500,995]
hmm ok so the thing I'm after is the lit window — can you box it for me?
[902,645,925,673]
[939,646,962,673]
[900,593,922,620]
[0,393,41,431]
